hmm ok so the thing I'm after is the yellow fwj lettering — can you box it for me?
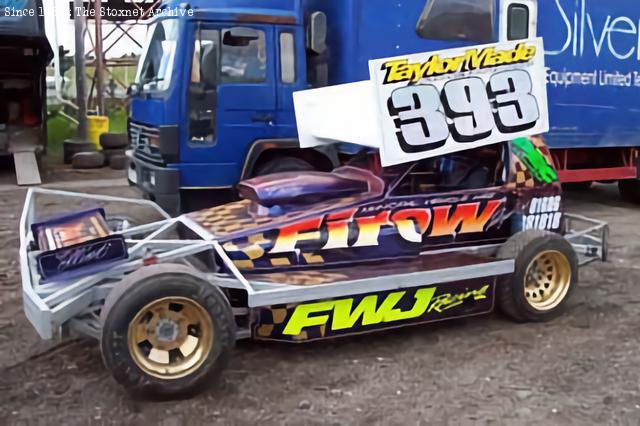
[282,301,334,335]
[282,288,436,336]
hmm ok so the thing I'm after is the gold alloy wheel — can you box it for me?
[128,297,214,380]
[524,250,571,311]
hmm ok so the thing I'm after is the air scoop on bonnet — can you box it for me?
[238,167,378,208]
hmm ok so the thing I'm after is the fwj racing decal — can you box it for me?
[369,38,549,166]
[223,197,506,270]
[253,279,495,342]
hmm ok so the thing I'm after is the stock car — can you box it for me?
[19,136,607,397]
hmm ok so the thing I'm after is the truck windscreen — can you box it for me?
[135,19,179,92]
[416,0,495,43]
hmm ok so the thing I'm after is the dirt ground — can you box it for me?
[0,167,638,425]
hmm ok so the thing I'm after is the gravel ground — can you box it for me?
[0,178,638,425]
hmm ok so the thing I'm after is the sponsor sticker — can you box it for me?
[368,38,549,166]
[253,279,495,342]
[524,196,563,231]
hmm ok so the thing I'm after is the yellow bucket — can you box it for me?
[87,116,109,150]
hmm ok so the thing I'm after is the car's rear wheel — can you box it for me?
[496,231,578,322]
[100,264,235,398]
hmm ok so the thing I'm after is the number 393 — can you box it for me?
[387,69,540,154]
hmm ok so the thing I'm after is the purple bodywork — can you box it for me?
[238,166,385,208]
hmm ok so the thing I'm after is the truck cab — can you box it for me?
[127,0,538,215]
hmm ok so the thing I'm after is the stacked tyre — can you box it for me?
[100,133,129,170]
[71,133,129,170]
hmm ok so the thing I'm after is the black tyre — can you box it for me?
[100,133,129,150]
[619,179,640,204]
[63,139,96,164]
[601,225,610,263]
[109,154,128,170]
[72,152,105,169]
[100,264,235,398]
[562,181,592,191]
[254,156,314,176]
[103,148,125,166]
[496,231,578,323]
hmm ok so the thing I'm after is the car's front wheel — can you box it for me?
[100,264,235,398]
[496,231,578,322]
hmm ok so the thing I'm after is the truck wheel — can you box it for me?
[618,179,640,204]
[255,156,313,176]
[496,231,578,323]
[562,181,592,191]
[100,264,235,398]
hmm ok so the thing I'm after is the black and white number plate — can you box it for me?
[369,38,549,166]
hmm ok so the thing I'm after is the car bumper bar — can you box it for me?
[564,213,609,265]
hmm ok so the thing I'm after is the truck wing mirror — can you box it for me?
[127,82,141,96]
[307,11,327,54]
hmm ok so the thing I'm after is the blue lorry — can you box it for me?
[126,0,640,214]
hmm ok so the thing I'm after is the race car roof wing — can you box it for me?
[293,80,382,150]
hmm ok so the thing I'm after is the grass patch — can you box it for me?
[108,106,127,133]
[47,108,76,161]
[46,106,128,162]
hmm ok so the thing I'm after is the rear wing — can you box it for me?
[294,38,549,167]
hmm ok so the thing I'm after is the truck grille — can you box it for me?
[128,120,163,164]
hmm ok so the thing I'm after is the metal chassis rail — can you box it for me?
[564,213,609,265]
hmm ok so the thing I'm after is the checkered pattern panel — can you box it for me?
[510,160,536,189]
[508,136,557,189]
[249,270,349,286]
[188,196,362,239]
[188,200,273,237]
[254,303,328,341]
[531,136,554,162]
